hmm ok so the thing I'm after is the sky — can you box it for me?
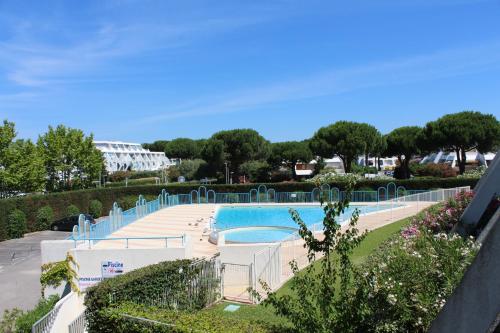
[1,0,500,143]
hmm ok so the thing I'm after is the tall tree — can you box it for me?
[142,140,169,152]
[202,129,270,181]
[385,126,422,179]
[358,123,382,167]
[164,138,202,159]
[422,111,500,174]
[269,141,313,179]
[0,120,46,196]
[37,125,104,190]
[309,121,366,173]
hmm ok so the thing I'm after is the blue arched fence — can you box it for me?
[74,183,430,241]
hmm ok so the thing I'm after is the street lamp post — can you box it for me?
[224,162,229,184]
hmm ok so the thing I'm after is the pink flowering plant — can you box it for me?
[402,191,474,236]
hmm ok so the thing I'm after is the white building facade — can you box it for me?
[94,141,174,173]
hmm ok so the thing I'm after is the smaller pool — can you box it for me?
[221,227,297,243]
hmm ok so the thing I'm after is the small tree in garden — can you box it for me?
[258,180,367,333]
[7,209,27,239]
[35,206,54,231]
[66,204,80,217]
[89,200,103,218]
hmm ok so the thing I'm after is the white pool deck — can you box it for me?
[91,201,434,257]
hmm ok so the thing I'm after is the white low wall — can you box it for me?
[49,292,84,333]
[71,240,191,291]
[41,240,75,264]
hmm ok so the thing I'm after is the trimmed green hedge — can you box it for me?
[0,177,478,241]
[99,302,274,333]
[85,259,219,333]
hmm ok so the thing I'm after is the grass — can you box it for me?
[205,216,413,326]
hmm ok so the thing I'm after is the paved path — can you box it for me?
[0,231,70,314]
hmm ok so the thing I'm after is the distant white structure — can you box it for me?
[295,157,346,177]
[357,156,398,171]
[94,141,174,173]
[420,150,496,168]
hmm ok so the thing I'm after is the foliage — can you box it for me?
[0,120,46,197]
[34,205,54,231]
[37,124,104,191]
[457,165,487,178]
[411,163,457,178]
[89,199,103,218]
[351,164,378,175]
[99,302,275,333]
[165,138,204,160]
[142,140,169,153]
[0,308,22,333]
[358,123,383,167]
[85,259,220,333]
[258,180,367,332]
[66,204,80,217]
[348,230,479,333]
[239,160,272,182]
[310,121,369,173]
[13,295,60,333]
[385,126,423,179]
[40,253,79,296]
[177,159,208,180]
[402,191,474,235]
[202,129,270,180]
[421,111,500,174]
[306,172,363,184]
[268,141,313,179]
[7,209,27,239]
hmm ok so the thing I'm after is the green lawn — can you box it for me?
[205,216,412,326]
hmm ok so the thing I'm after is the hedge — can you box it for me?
[0,177,479,241]
[99,302,273,333]
[85,259,220,333]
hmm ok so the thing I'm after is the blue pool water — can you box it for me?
[216,205,394,243]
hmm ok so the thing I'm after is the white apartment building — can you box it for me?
[94,141,174,173]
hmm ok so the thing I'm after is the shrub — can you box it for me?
[412,163,457,178]
[0,308,22,333]
[89,199,103,218]
[101,302,273,333]
[85,259,220,333]
[349,231,479,332]
[34,206,54,231]
[7,209,27,239]
[66,204,80,217]
[239,160,272,183]
[402,191,474,235]
[14,295,60,333]
[108,171,131,182]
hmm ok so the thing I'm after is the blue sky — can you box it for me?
[1,0,500,143]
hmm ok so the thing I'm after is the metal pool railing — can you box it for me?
[76,235,186,249]
[31,292,73,333]
[70,182,438,242]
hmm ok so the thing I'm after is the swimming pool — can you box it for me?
[214,204,396,243]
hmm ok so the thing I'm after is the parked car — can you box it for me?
[50,214,96,231]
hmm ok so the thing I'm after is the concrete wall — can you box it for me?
[49,292,84,333]
[41,240,75,264]
[71,245,190,291]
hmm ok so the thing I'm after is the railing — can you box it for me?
[31,292,72,333]
[68,311,86,333]
[76,235,186,249]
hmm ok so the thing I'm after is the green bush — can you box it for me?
[348,231,479,332]
[85,259,220,333]
[66,204,80,217]
[34,206,54,231]
[89,199,103,218]
[100,302,273,333]
[14,295,60,333]
[7,209,27,239]
[411,163,457,178]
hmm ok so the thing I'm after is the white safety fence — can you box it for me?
[251,186,471,302]
[31,292,73,333]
